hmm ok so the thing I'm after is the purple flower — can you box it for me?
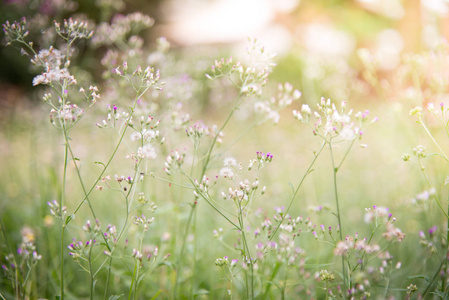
[429,226,437,236]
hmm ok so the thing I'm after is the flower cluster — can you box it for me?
[164,150,186,175]
[294,98,377,142]
[219,157,242,180]
[411,187,436,210]
[68,238,96,260]
[206,38,276,96]
[334,235,381,256]
[48,200,67,219]
[185,121,212,142]
[221,178,259,203]
[364,206,391,224]
[92,13,154,47]
[104,224,118,244]
[54,18,94,41]
[83,219,102,236]
[2,18,28,43]
[134,214,155,231]
[254,82,301,124]
[247,151,273,171]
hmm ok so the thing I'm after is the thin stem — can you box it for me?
[238,204,254,298]
[422,258,445,297]
[72,82,146,216]
[88,244,94,300]
[174,201,195,299]
[103,257,113,300]
[201,100,242,177]
[337,139,356,170]
[418,160,449,219]
[328,141,347,298]
[419,117,449,162]
[266,141,326,245]
[128,263,138,300]
[174,96,243,296]
[59,127,69,300]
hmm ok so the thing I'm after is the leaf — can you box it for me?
[407,275,430,283]
[445,176,449,186]
[65,214,75,225]
[431,291,449,299]
[157,261,174,269]
[193,289,209,296]
[95,161,106,167]
[150,290,162,300]
[108,295,124,300]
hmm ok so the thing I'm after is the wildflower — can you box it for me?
[219,167,235,179]
[383,222,405,242]
[413,145,426,159]
[319,270,335,282]
[137,144,157,159]
[223,157,238,167]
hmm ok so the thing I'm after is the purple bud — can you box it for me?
[429,226,437,236]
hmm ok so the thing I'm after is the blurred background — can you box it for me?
[2,0,449,96]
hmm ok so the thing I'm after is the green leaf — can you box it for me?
[95,161,106,167]
[108,294,124,300]
[193,289,209,296]
[65,214,75,225]
[407,275,430,283]
[157,261,174,269]
[149,290,162,300]
[431,291,449,300]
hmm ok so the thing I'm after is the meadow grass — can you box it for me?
[1,5,449,300]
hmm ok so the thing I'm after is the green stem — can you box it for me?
[419,117,449,162]
[422,258,445,297]
[128,263,138,300]
[266,140,326,245]
[59,127,69,300]
[72,83,147,216]
[238,208,254,298]
[329,141,347,298]
[88,243,94,300]
[443,189,449,294]
[263,262,281,299]
[418,160,449,219]
[174,96,243,296]
[174,201,196,299]
[103,257,113,300]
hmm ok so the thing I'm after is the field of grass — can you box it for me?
[1,1,449,299]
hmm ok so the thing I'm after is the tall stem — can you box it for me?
[267,141,326,245]
[419,117,449,162]
[175,98,242,297]
[328,141,347,297]
[238,209,254,298]
[59,127,69,300]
